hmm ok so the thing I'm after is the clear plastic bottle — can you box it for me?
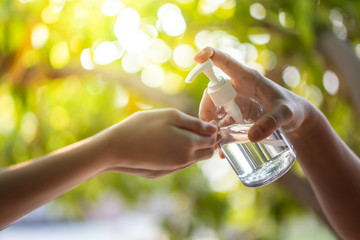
[215,96,296,187]
[186,59,296,187]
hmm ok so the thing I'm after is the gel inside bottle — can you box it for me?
[186,59,296,187]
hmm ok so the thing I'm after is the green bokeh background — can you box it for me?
[1,0,360,239]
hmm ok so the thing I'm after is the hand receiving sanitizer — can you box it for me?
[186,59,296,187]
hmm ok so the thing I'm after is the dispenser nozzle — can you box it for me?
[185,59,219,84]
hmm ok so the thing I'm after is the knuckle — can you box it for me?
[179,152,193,164]
[209,135,217,146]
[167,108,181,120]
[267,113,279,130]
[204,148,215,158]
[279,103,294,119]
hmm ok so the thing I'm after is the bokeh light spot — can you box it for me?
[102,0,124,16]
[198,0,225,15]
[157,4,186,37]
[31,23,49,49]
[114,8,151,54]
[355,44,360,59]
[122,54,144,74]
[323,70,339,95]
[173,44,196,69]
[50,41,70,69]
[94,41,119,65]
[250,3,266,20]
[279,11,295,28]
[248,27,270,45]
[141,65,165,88]
[195,30,211,49]
[305,85,323,107]
[282,66,301,88]
[176,0,194,3]
[161,73,184,95]
[0,93,16,136]
[20,112,38,143]
[42,6,59,24]
[148,39,171,64]
[258,49,277,70]
[114,85,129,108]
[80,48,95,70]
[114,8,144,53]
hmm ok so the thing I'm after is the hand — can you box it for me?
[98,108,219,178]
[195,47,314,142]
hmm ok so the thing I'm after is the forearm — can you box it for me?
[0,136,106,229]
[288,106,360,239]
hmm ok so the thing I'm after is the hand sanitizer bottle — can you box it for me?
[186,59,296,187]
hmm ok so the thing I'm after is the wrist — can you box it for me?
[286,102,324,142]
[92,125,127,173]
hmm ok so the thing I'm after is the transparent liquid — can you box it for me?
[219,124,296,187]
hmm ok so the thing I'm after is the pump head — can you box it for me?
[185,58,245,124]
[185,59,219,84]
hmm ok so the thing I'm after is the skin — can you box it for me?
[195,46,360,240]
[0,108,218,229]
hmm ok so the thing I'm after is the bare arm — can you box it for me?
[196,47,360,240]
[287,107,360,240]
[0,108,218,229]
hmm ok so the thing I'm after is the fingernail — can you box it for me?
[249,127,264,141]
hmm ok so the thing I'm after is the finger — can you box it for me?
[108,163,195,178]
[194,47,255,86]
[169,109,218,136]
[199,89,217,122]
[218,149,225,159]
[193,148,215,161]
[188,129,218,149]
[248,103,293,142]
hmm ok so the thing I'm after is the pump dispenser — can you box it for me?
[186,60,245,124]
[186,59,296,187]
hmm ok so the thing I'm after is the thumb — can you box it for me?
[248,104,293,142]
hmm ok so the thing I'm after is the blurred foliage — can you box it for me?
[1,0,360,239]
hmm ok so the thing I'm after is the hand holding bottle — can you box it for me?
[195,47,313,142]
[194,47,360,239]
